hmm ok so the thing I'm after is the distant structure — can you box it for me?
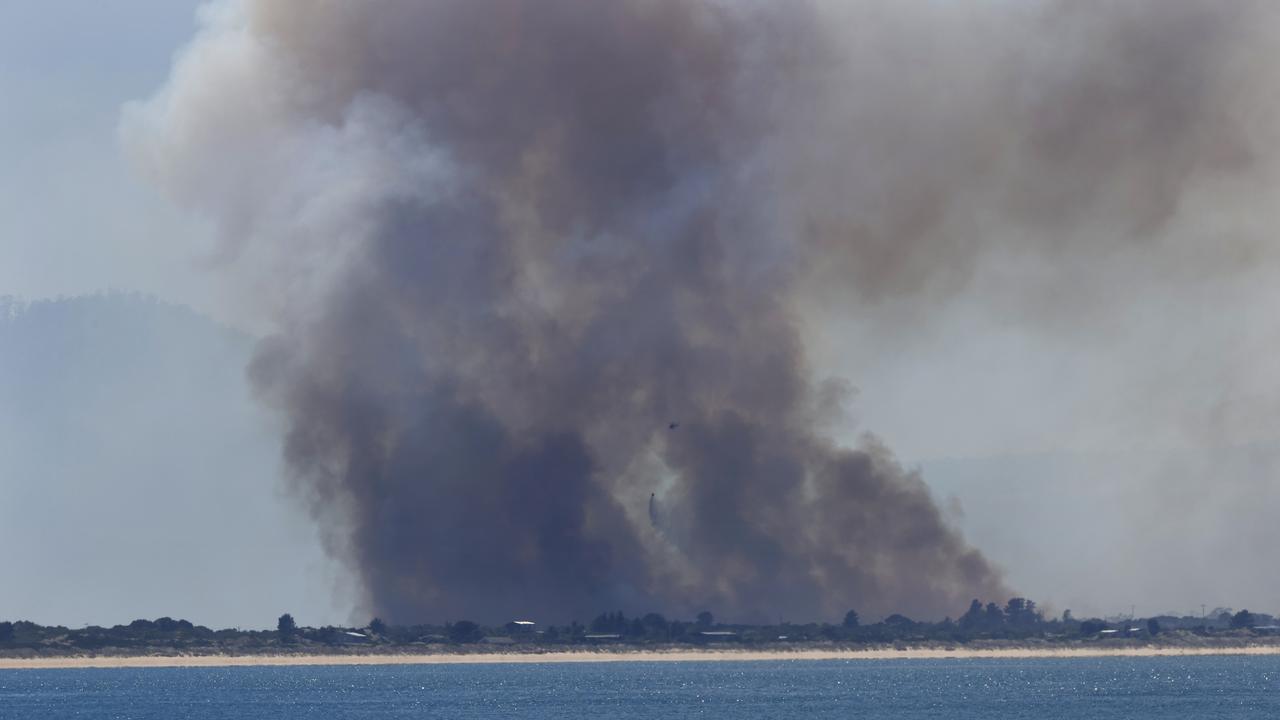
[505,620,536,635]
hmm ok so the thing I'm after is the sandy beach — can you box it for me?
[4,645,1280,670]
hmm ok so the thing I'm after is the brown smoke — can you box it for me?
[129,0,1280,622]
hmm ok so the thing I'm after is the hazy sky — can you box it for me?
[0,1,217,312]
[0,1,346,629]
[0,296,351,630]
[3,1,1279,627]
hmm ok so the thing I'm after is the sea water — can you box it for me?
[2,656,1278,719]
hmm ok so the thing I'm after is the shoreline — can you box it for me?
[5,644,1280,670]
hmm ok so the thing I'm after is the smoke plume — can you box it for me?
[127,0,1280,622]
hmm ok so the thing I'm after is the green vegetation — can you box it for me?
[277,614,297,644]
[1,600,1275,658]
[1230,610,1255,629]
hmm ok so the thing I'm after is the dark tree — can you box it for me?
[843,610,860,629]
[1079,620,1107,636]
[642,613,669,638]
[1231,610,1255,629]
[1147,618,1161,636]
[984,602,1005,627]
[591,611,628,633]
[0,621,13,643]
[1004,598,1039,627]
[277,613,297,643]
[369,618,387,635]
[696,611,714,627]
[960,599,984,629]
[448,621,482,643]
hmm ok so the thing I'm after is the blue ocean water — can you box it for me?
[1,656,1277,719]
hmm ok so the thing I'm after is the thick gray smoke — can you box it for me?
[127,0,1280,623]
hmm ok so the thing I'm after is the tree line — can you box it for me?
[1,598,1274,654]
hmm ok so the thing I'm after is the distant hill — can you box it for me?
[0,293,252,428]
